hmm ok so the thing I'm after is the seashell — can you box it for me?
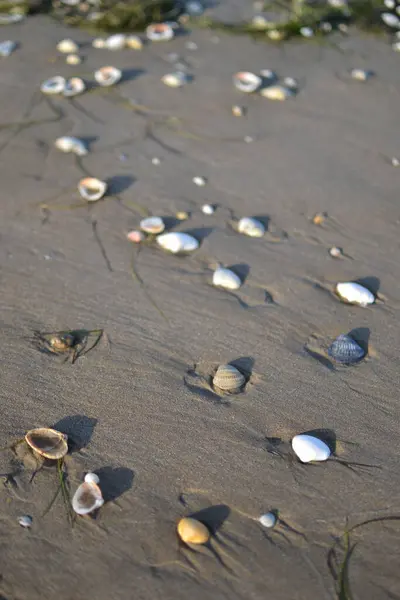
[328,334,365,365]
[300,26,314,37]
[176,211,189,220]
[57,39,79,54]
[140,216,165,235]
[258,512,277,528]
[0,13,24,24]
[151,157,161,165]
[156,232,199,254]
[127,230,145,243]
[252,15,269,29]
[66,54,82,65]
[233,71,262,93]
[232,105,245,117]
[0,40,17,57]
[202,204,215,215]
[105,33,126,50]
[260,85,293,101]
[126,35,143,50]
[40,76,66,95]
[267,29,285,41]
[18,515,33,528]
[84,472,100,484]
[94,66,122,87]
[381,12,400,28]
[92,37,106,48]
[312,212,327,225]
[260,69,276,80]
[291,434,331,463]
[193,176,206,187]
[78,177,107,202]
[72,480,104,515]
[49,333,75,351]
[177,517,210,545]
[350,68,373,82]
[162,71,188,88]
[335,282,375,307]
[63,77,86,97]
[320,21,332,33]
[329,246,343,258]
[213,364,245,392]
[146,23,174,42]
[237,217,265,238]
[282,76,298,91]
[55,136,88,156]
[391,157,400,166]
[212,267,242,291]
[25,428,68,460]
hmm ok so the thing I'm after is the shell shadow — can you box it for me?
[52,415,98,453]
[353,277,380,296]
[302,428,337,454]
[183,367,229,404]
[348,327,370,354]
[162,216,182,231]
[95,466,134,503]
[121,68,146,83]
[79,136,98,151]
[303,346,335,371]
[107,175,136,195]
[184,227,215,243]
[252,215,270,230]
[229,356,254,380]
[227,263,250,285]
[190,504,230,536]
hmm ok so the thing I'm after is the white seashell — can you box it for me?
[92,37,106,48]
[140,216,165,235]
[381,12,400,28]
[72,481,104,515]
[300,26,314,38]
[320,21,332,33]
[252,15,269,29]
[258,512,277,528]
[146,23,174,42]
[40,76,66,95]
[237,217,265,238]
[260,85,293,101]
[232,105,245,117]
[213,267,242,290]
[391,157,400,166]
[282,76,298,91]
[193,176,206,186]
[63,77,86,97]
[335,282,375,307]
[84,472,100,484]
[213,364,245,392]
[57,39,79,54]
[151,157,161,165]
[233,71,262,93]
[55,136,88,156]
[0,40,17,57]
[94,66,122,87]
[126,35,143,50]
[162,71,188,88]
[202,204,215,215]
[350,68,373,82]
[66,54,82,65]
[78,177,107,202]
[267,29,285,41]
[156,232,199,254]
[329,246,343,258]
[18,515,33,528]
[291,434,331,463]
[105,33,126,50]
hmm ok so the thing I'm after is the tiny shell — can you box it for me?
[84,472,100,484]
[63,77,86,97]
[350,68,373,82]
[252,15,269,29]
[140,216,165,235]
[94,66,122,87]
[57,39,79,54]
[258,512,277,528]
[126,35,143,50]
[260,85,293,101]
[78,177,107,202]
[232,105,245,117]
[193,176,206,186]
[146,23,174,42]
[18,515,33,528]
[156,232,199,254]
[237,217,265,238]
[233,71,262,93]
[312,212,327,225]
[40,76,66,95]
[328,334,365,365]
[72,480,104,515]
[291,434,331,463]
[213,364,245,392]
[25,428,68,460]
[66,54,82,65]
[162,71,188,88]
[55,136,88,156]
[105,33,126,50]
[151,157,161,165]
[176,211,189,221]
[177,517,210,545]
[329,246,343,258]
[283,76,298,91]
[267,29,285,41]
[260,69,276,80]
[202,204,215,215]
[49,333,74,351]
[126,230,145,243]
[335,282,375,307]
[92,37,106,48]
[0,40,17,57]
[391,157,400,166]
[212,267,242,290]
[381,12,400,28]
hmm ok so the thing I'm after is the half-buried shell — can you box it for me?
[233,71,262,93]
[94,66,122,87]
[57,39,79,54]
[55,136,88,156]
[213,364,245,393]
[156,232,199,254]
[63,77,86,97]
[177,517,210,545]
[237,217,265,238]
[78,177,107,202]
[291,434,331,463]
[162,71,188,88]
[212,267,242,290]
[335,282,375,307]
[260,85,293,101]
[328,334,365,365]
[40,76,66,95]
[25,428,68,460]
[140,216,165,235]
[72,475,104,515]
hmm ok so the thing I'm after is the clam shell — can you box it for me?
[213,364,245,392]
[232,105,245,117]
[72,481,104,515]
[66,54,82,65]
[105,34,126,50]
[92,38,106,49]
[381,12,400,28]
[84,472,100,484]
[237,217,265,238]
[126,35,143,50]
[329,246,342,258]
[258,512,277,528]
[291,434,331,463]
[146,23,174,42]
[78,177,107,202]
[162,71,188,88]
[233,71,262,93]
[260,85,293,101]
[202,204,215,215]
[40,76,66,95]
[55,136,88,156]
[18,515,33,528]
[94,66,122,87]
[193,176,206,186]
[335,282,375,307]
[156,232,199,254]
[350,68,373,82]
[140,216,165,235]
[0,40,17,57]
[177,517,210,545]
[63,77,86,97]
[212,267,242,290]
[126,230,145,243]
[57,39,79,54]
[328,334,365,365]
[49,333,75,351]
[25,428,68,460]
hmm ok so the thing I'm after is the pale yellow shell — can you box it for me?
[213,364,245,392]
[49,333,74,352]
[177,517,210,545]
[25,428,68,460]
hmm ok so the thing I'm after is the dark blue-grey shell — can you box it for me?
[328,334,365,365]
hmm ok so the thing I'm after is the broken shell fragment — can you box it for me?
[57,39,79,54]
[40,76,66,95]
[237,217,265,238]
[202,204,215,215]
[350,68,373,82]
[126,35,143,50]
[291,434,331,463]
[127,230,145,243]
[232,105,245,117]
[177,517,210,545]
[66,54,82,65]
[18,515,33,528]
[140,216,165,235]
[25,428,68,460]
[156,232,199,254]
[146,23,174,42]
[72,480,104,515]
[49,333,75,352]
[55,136,88,156]
[259,512,277,528]
[335,282,375,307]
[94,66,122,87]
[233,71,262,93]
[329,246,343,258]
[328,334,365,365]
[0,40,17,57]
[193,176,206,187]
[78,177,107,202]
[260,85,293,101]
[312,212,327,225]
[212,267,242,290]
[213,364,245,393]
[105,33,126,50]
[162,71,188,88]
[63,77,86,97]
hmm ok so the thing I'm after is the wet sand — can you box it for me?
[0,14,400,600]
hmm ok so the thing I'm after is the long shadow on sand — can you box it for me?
[53,415,98,453]
[189,504,230,535]
[95,466,134,502]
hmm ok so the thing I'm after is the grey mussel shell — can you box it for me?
[213,364,246,393]
[328,334,365,365]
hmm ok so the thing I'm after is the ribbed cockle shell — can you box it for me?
[213,364,245,393]
[328,334,365,365]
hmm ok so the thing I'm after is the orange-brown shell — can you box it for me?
[177,517,210,545]
[49,333,74,352]
[25,428,68,460]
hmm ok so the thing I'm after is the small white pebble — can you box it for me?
[329,246,343,258]
[351,68,372,82]
[283,76,298,90]
[244,136,254,143]
[391,157,399,167]
[151,157,161,165]
[300,26,314,38]
[66,54,82,65]
[202,203,215,215]
[258,512,277,528]
[193,176,206,186]
[18,515,33,528]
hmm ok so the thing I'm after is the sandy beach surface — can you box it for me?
[0,12,400,600]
